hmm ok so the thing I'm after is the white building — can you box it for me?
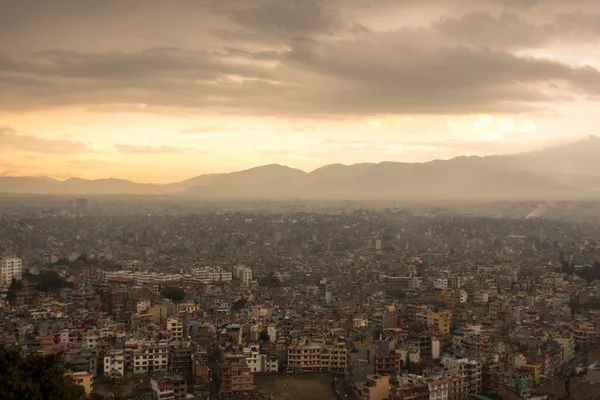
[104,351,125,376]
[137,299,151,314]
[267,325,277,342]
[190,267,232,284]
[243,344,266,373]
[433,278,448,290]
[0,255,23,287]
[428,379,450,400]
[133,343,169,374]
[233,265,253,286]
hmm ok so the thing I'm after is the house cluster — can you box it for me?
[4,209,600,398]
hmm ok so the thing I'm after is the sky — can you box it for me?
[1,0,600,183]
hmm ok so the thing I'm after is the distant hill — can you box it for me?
[2,136,600,200]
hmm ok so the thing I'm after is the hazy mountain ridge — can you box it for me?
[2,136,600,200]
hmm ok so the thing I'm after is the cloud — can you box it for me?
[114,144,202,154]
[211,0,344,42]
[0,125,89,154]
[180,126,232,134]
[2,1,600,117]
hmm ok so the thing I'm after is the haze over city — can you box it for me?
[2,0,600,183]
[6,2,600,400]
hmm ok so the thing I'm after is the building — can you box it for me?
[167,318,184,341]
[233,265,253,286]
[132,342,169,374]
[243,344,266,373]
[375,353,402,376]
[321,339,348,374]
[433,278,448,290]
[169,344,194,381]
[362,374,389,400]
[0,255,22,287]
[67,371,93,395]
[104,350,125,376]
[428,311,452,336]
[573,322,599,347]
[553,334,575,363]
[221,354,254,398]
[76,198,88,209]
[137,299,151,313]
[443,357,482,398]
[151,375,187,400]
[287,338,323,373]
[428,379,450,400]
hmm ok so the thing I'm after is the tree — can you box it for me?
[259,330,270,343]
[260,272,282,288]
[0,347,87,400]
[161,286,186,303]
[6,278,23,305]
[232,298,248,312]
[36,270,67,293]
[54,258,70,266]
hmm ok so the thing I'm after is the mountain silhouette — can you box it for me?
[2,136,599,200]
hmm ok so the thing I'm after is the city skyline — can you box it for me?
[2,0,600,182]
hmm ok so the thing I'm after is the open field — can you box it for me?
[255,374,335,400]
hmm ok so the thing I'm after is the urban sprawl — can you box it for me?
[2,200,600,399]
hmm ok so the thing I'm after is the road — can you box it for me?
[334,377,354,400]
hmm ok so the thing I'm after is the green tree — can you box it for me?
[161,286,186,303]
[0,347,87,400]
[259,330,270,343]
[260,272,282,288]
[6,278,23,304]
[232,298,248,311]
[54,258,70,266]
[36,270,67,293]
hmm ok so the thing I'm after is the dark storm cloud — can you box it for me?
[210,0,344,42]
[1,48,272,80]
[436,10,600,49]
[2,0,600,116]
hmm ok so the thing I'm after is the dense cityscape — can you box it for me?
[2,198,600,399]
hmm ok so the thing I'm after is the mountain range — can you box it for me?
[3,136,600,201]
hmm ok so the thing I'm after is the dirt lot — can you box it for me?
[255,374,335,400]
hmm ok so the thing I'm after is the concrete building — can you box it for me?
[361,374,389,400]
[104,351,125,376]
[221,354,254,398]
[136,299,151,313]
[0,255,22,287]
[67,371,93,395]
[243,343,266,373]
[169,344,194,381]
[287,338,322,373]
[233,265,253,286]
[428,311,452,336]
[553,334,575,363]
[132,342,169,374]
[151,375,187,400]
[433,278,448,290]
[428,379,450,400]
[167,318,184,341]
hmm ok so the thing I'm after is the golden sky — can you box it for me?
[1,0,599,183]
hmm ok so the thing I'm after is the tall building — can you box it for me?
[221,354,254,397]
[233,265,253,286]
[76,198,88,209]
[0,255,23,287]
[427,310,452,336]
